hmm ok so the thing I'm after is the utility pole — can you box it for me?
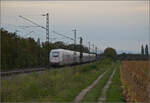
[15,30,18,58]
[37,37,41,65]
[95,46,97,58]
[88,42,91,61]
[46,13,49,43]
[80,37,83,63]
[93,44,94,53]
[72,29,77,63]
[42,13,50,68]
[72,29,77,51]
[42,13,49,43]
[88,42,90,53]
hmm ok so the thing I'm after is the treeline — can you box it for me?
[117,53,149,61]
[1,28,89,70]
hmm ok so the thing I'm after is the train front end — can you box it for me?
[50,50,62,66]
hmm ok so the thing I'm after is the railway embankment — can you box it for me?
[1,59,111,102]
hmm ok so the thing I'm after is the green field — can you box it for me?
[1,59,124,102]
[1,59,110,102]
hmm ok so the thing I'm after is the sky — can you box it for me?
[1,1,149,54]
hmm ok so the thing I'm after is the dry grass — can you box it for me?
[120,61,150,102]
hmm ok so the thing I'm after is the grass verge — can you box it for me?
[82,63,114,102]
[1,59,111,102]
[106,61,125,102]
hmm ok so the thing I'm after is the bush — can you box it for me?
[104,47,117,60]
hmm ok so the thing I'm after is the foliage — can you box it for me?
[117,53,149,60]
[104,47,117,60]
[1,60,108,102]
[145,44,149,56]
[1,28,89,70]
[141,45,144,55]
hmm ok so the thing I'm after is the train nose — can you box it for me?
[51,57,59,63]
[50,57,61,66]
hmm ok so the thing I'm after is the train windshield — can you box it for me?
[52,52,59,57]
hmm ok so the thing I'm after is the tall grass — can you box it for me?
[82,63,114,102]
[1,60,110,102]
[106,61,125,102]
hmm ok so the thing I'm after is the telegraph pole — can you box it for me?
[46,13,49,43]
[95,46,97,58]
[96,46,97,54]
[42,13,50,67]
[72,29,77,51]
[72,29,77,63]
[80,37,83,63]
[93,44,94,53]
[42,13,49,43]
[15,30,18,58]
[88,42,90,53]
[88,42,91,61]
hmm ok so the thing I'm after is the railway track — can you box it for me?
[1,67,47,77]
[1,61,97,77]
[0,65,80,77]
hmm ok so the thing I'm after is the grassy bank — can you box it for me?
[106,61,125,102]
[81,63,114,102]
[1,59,111,102]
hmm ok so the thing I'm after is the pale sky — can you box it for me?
[1,1,149,53]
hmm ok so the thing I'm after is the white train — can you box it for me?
[50,49,96,66]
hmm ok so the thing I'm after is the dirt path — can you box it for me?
[98,68,116,103]
[73,70,108,103]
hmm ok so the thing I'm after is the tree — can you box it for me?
[141,45,144,55]
[104,47,117,60]
[145,44,149,56]
[0,28,91,70]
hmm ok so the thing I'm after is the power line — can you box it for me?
[19,15,46,29]
[52,30,74,41]
[19,14,50,43]
[17,25,42,28]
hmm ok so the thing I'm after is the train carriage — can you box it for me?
[50,49,96,66]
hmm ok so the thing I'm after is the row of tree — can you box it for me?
[1,28,89,70]
[118,45,149,61]
[141,44,149,56]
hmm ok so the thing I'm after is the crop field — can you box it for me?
[120,61,150,103]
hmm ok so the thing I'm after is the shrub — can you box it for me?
[104,47,117,60]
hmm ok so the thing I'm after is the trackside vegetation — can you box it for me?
[1,59,111,102]
[1,28,89,70]
[106,61,125,102]
[82,62,114,102]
